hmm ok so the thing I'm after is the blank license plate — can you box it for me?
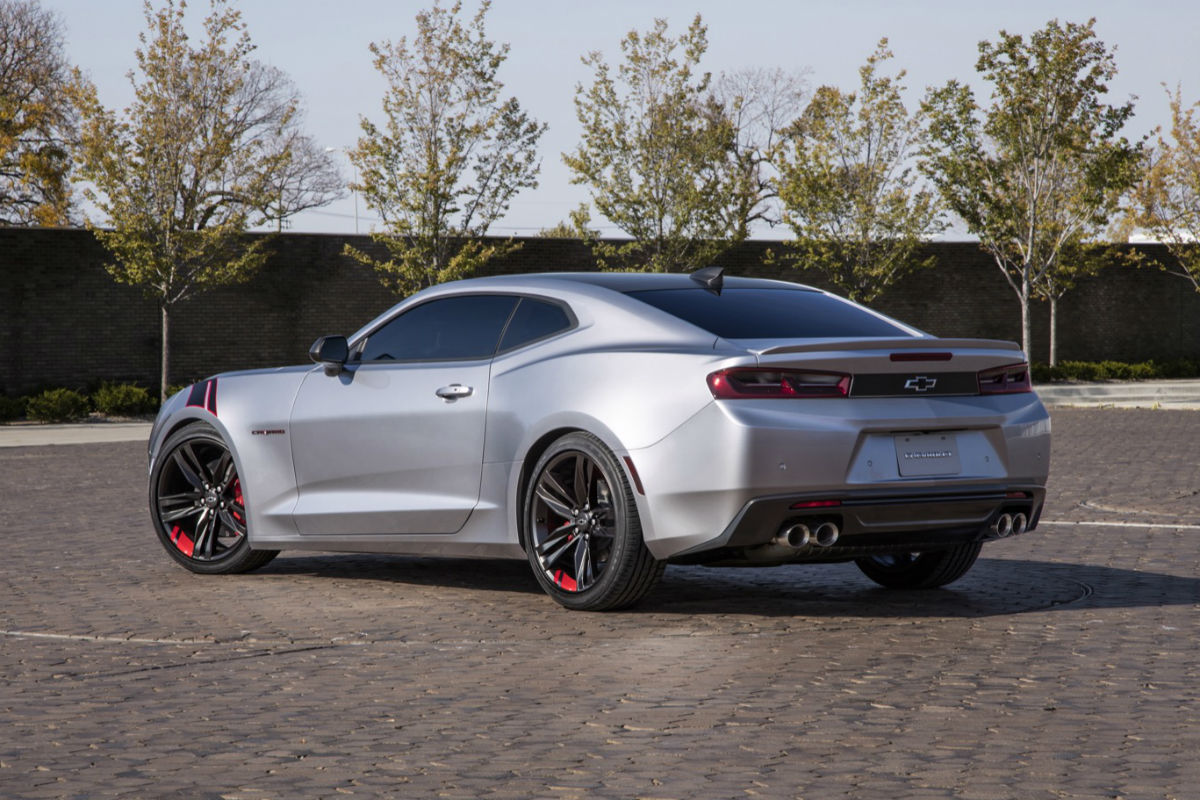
[895,433,961,477]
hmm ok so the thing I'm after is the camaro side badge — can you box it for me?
[904,376,937,392]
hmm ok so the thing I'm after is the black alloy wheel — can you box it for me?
[150,423,277,574]
[854,541,982,589]
[525,432,663,610]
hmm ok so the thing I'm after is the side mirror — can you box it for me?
[309,335,349,376]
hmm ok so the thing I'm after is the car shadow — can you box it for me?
[637,559,1194,619]
[259,554,1200,619]
[261,553,545,595]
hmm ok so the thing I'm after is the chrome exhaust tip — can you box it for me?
[775,523,811,548]
[1012,512,1028,535]
[813,522,839,547]
[991,513,1013,538]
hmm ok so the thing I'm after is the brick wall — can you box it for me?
[1,228,1196,394]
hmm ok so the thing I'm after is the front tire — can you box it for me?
[150,422,278,574]
[524,433,664,610]
[854,542,981,589]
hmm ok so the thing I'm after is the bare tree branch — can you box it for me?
[0,0,76,224]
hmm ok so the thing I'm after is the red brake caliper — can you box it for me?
[170,525,195,557]
[553,570,578,592]
[232,479,244,529]
[555,515,578,590]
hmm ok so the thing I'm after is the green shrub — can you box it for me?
[1033,359,1200,382]
[26,388,90,423]
[1059,360,1101,381]
[1124,362,1156,381]
[1154,359,1200,379]
[93,382,157,416]
[0,394,26,422]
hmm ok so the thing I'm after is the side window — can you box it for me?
[498,298,572,352]
[360,295,518,362]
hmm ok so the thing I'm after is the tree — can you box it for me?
[1127,86,1200,291]
[1030,241,1117,363]
[347,0,545,297]
[922,18,1141,361]
[260,113,346,232]
[711,66,809,239]
[537,220,579,238]
[564,15,752,272]
[772,40,942,303]
[0,0,76,225]
[72,0,341,400]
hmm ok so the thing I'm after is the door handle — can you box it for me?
[435,384,474,400]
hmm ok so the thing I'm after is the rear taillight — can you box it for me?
[978,362,1031,395]
[707,368,850,399]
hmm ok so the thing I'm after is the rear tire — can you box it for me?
[854,542,981,589]
[524,432,664,610]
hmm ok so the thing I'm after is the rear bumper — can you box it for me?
[628,393,1051,559]
[670,484,1045,563]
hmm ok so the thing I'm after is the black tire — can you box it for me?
[854,541,982,589]
[524,432,664,610]
[150,422,278,575]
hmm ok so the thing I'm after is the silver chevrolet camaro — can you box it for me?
[148,268,1050,610]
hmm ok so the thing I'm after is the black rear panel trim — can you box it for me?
[851,372,979,397]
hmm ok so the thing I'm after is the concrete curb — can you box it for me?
[1035,379,1200,410]
[0,422,152,448]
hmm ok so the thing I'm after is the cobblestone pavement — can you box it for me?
[1,408,1198,799]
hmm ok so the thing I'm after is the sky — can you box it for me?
[44,0,1200,238]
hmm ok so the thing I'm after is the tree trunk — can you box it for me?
[160,304,170,404]
[1019,274,1032,358]
[1049,295,1058,366]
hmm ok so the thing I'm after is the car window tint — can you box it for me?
[361,295,518,361]
[625,288,911,339]
[498,298,571,352]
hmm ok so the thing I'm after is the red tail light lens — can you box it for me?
[978,362,1032,395]
[707,368,850,399]
[789,499,843,509]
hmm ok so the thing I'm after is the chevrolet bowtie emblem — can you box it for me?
[904,376,937,392]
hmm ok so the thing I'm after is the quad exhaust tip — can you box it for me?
[776,523,811,548]
[990,511,1030,538]
[774,521,839,549]
[814,521,839,547]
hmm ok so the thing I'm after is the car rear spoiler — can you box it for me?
[749,337,1023,356]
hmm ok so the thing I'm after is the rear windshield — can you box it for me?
[625,288,912,339]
